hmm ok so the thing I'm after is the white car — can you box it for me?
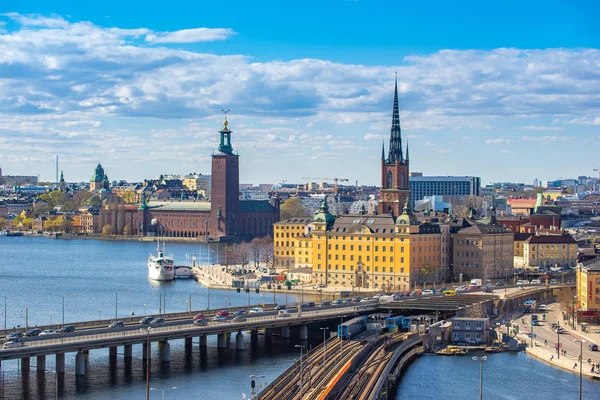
[277,310,291,318]
[539,304,547,311]
[422,289,435,295]
[530,279,541,285]
[249,307,264,313]
[455,286,468,292]
[40,329,56,336]
[3,339,26,349]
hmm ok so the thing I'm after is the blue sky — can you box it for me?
[0,1,599,185]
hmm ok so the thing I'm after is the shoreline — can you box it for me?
[21,232,210,244]
[526,344,600,380]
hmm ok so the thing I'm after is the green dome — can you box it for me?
[91,163,104,182]
[313,197,335,229]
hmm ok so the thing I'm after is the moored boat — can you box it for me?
[148,239,175,281]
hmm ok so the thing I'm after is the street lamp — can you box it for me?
[3,296,6,337]
[144,303,147,316]
[320,327,330,367]
[574,339,586,400]
[149,387,177,400]
[472,356,487,400]
[50,312,53,325]
[145,327,152,400]
[249,374,266,400]
[115,292,118,322]
[295,344,305,393]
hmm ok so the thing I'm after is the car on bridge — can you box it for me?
[7,332,23,340]
[24,328,41,337]
[193,318,208,326]
[249,307,264,313]
[149,318,164,325]
[140,317,154,324]
[3,338,25,349]
[275,304,287,310]
[214,315,228,321]
[278,310,292,318]
[234,309,248,316]
[40,329,57,336]
[59,325,76,333]
[495,281,505,286]
[332,299,343,305]
[550,279,558,284]
[109,321,125,329]
[216,310,229,317]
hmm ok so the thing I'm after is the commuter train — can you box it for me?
[384,316,411,332]
[337,316,368,339]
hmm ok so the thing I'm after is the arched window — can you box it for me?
[400,172,405,188]
[387,171,393,189]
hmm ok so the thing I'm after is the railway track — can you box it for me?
[260,337,363,400]
[334,333,407,400]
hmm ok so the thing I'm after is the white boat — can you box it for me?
[148,240,175,281]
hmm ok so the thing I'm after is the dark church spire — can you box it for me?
[387,74,403,163]
[381,141,385,160]
[405,142,409,162]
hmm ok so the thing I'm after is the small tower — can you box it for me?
[59,171,65,192]
[90,163,104,191]
[312,196,335,231]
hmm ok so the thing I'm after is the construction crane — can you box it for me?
[301,176,350,194]
[594,167,600,180]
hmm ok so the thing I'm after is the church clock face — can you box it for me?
[386,193,393,200]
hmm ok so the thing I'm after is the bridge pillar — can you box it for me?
[265,328,273,339]
[299,324,308,341]
[21,357,30,373]
[199,335,207,350]
[124,344,133,360]
[282,326,290,339]
[83,349,89,360]
[36,355,46,372]
[109,346,118,361]
[236,331,244,351]
[142,342,150,363]
[185,336,193,353]
[217,333,227,349]
[159,341,171,363]
[56,353,65,373]
[251,329,258,342]
[75,352,86,376]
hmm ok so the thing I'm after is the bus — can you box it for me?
[523,300,537,313]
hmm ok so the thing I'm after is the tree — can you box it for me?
[280,198,310,221]
[102,224,113,236]
[123,224,131,236]
[231,243,251,267]
[259,236,275,268]
[120,190,137,204]
[0,217,7,229]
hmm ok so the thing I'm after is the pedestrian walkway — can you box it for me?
[526,342,600,380]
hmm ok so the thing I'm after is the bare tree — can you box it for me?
[231,242,251,268]
[259,236,274,268]
[248,238,264,268]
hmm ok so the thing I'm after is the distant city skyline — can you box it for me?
[0,1,598,185]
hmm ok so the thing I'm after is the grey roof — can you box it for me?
[581,258,600,272]
[146,201,211,212]
[239,200,275,212]
[275,218,312,225]
[330,214,396,234]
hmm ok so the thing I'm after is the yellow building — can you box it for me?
[307,199,441,291]
[273,217,312,269]
[522,233,578,268]
[577,258,600,312]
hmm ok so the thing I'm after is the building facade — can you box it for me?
[452,215,514,282]
[273,217,312,269]
[522,233,578,268]
[409,176,481,205]
[577,258,600,313]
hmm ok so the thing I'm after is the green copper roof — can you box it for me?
[91,163,104,182]
[313,197,335,229]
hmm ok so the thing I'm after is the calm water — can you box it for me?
[396,351,600,399]
[1,237,599,399]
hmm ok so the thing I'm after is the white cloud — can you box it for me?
[500,149,518,154]
[485,138,513,144]
[364,133,385,141]
[145,27,235,44]
[521,125,564,131]
[0,12,598,182]
[521,135,576,144]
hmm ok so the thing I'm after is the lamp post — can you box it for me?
[144,303,147,316]
[574,339,586,400]
[320,327,330,367]
[115,292,118,322]
[50,312,53,325]
[145,327,152,400]
[249,374,265,400]
[4,296,7,336]
[557,322,561,359]
[472,356,487,400]
[149,387,177,400]
[98,308,102,321]
[530,315,534,348]
[295,344,305,394]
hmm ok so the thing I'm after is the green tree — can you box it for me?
[280,198,310,220]
[120,190,137,204]
[0,217,8,229]
[21,218,34,230]
[102,224,113,236]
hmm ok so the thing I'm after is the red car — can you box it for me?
[193,314,205,320]
[216,310,229,317]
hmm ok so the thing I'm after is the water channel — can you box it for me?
[1,236,599,399]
